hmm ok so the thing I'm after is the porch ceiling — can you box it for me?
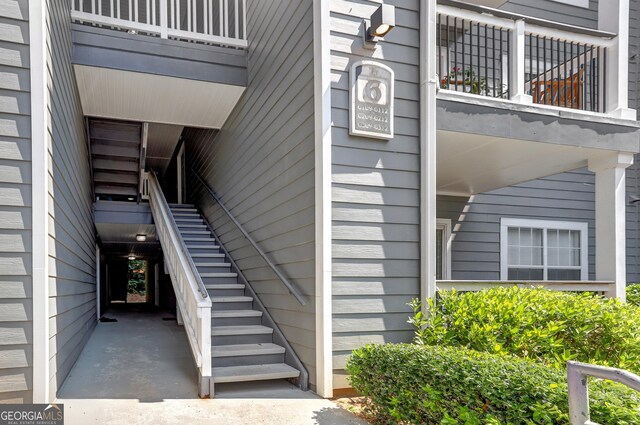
[437,130,614,195]
[74,65,245,128]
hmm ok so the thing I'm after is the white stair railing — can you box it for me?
[567,361,640,425]
[147,171,213,396]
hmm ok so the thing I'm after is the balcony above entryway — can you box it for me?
[70,0,248,128]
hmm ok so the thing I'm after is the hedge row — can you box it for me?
[347,343,640,425]
[409,287,640,372]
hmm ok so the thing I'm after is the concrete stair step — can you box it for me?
[212,296,253,304]
[212,363,300,384]
[183,237,215,241]
[201,272,237,278]
[196,262,231,267]
[180,230,211,235]
[212,310,262,319]
[212,343,285,358]
[205,284,245,290]
[191,253,225,258]
[211,325,273,336]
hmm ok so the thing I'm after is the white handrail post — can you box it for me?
[159,0,168,38]
[510,20,532,104]
[200,307,212,377]
[567,364,591,425]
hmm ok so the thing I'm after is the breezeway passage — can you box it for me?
[55,308,366,425]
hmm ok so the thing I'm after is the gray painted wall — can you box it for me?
[330,0,421,389]
[46,0,96,400]
[184,0,317,390]
[438,168,597,281]
[0,0,32,404]
[500,0,598,29]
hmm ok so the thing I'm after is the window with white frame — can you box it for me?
[500,218,588,281]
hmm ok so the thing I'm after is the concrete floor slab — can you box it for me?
[56,308,367,425]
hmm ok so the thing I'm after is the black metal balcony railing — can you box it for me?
[437,14,510,99]
[526,34,604,112]
[436,5,609,113]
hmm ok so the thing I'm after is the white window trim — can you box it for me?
[500,218,588,281]
[550,0,590,8]
[436,218,452,280]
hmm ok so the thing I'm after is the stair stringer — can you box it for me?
[200,213,310,391]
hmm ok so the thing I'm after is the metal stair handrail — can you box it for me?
[567,361,640,425]
[191,170,307,306]
[147,171,213,396]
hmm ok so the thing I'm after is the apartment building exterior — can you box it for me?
[0,0,638,404]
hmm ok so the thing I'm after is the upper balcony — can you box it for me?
[435,0,640,196]
[70,0,248,128]
[435,0,632,119]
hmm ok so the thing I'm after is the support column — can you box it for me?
[588,152,634,300]
[598,0,636,119]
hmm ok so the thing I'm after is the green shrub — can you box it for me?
[628,284,640,307]
[410,287,640,372]
[347,343,640,425]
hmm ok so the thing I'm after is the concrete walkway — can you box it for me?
[57,308,367,425]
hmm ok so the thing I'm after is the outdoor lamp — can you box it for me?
[136,234,147,242]
[128,255,136,260]
[364,4,395,48]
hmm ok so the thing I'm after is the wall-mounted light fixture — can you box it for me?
[128,255,136,261]
[364,4,395,49]
[136,234,147,242]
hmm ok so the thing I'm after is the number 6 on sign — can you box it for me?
[350,60,394,139]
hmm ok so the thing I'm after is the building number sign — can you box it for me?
[350,60,394,139]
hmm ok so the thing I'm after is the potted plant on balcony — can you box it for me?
[440,67,488,95]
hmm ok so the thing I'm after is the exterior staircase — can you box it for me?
[169,203,301,385]
[89,118,142,200]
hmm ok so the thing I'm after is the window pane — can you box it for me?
[508,268,543,280]
[520,247,532,265]
[558,247,573,266]
[572,248,580,266]
[521,228,532,246]
[508,227,519,246]
[532,228,543,246]
[508,246,519,266]
[559,230,570,248]
[548,268,581,281]
[571,230,580,249]
[548,247,559,266]
[547,229,558,248]
[532,246,542,265]
[436,229,443,280]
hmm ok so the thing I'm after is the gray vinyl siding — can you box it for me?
[330,0,421,389]
[185,0,317,389]
[46,0,96,400]
[628,0,640,283]
[0,0,32,404]
[438,168,596,281]
[627,158,640,283]
[499,0,598,29]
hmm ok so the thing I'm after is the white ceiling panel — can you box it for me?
[74,65,245,128]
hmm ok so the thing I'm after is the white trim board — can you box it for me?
[499,218,589,281]
[420,0,438,302]
[30,0,50,403]
[436,218,452,280]
[313,0,333,398]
